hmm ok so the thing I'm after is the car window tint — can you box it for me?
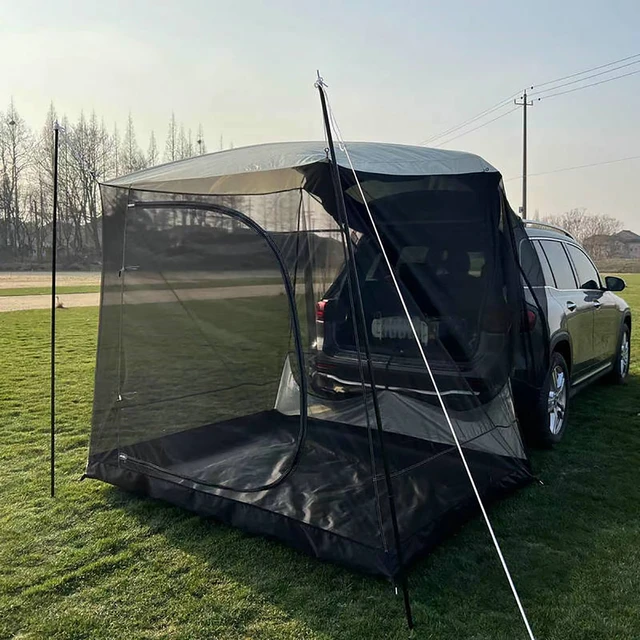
[540,241,577,289]
[519,239,545,287]
[533,240,555,287]
[566,244,601,290]
[467,251,485,277]
[398,246,429,264]
[364,253,382,281]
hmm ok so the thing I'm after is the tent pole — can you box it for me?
[315,76,413,630]
[50,122,60,499]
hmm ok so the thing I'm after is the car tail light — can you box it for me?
[525,309,537,331]
[316,300,327,322]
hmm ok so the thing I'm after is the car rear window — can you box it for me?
[540,241,577,290]
[362,243,486,282]
[520,238,547,287]
[533,240,555,287]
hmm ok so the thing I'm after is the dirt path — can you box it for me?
[0,285,291,312]
[0,293,100,312]
[0,271,100,289]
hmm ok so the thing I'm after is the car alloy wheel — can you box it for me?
[620,329,630,379]
[547,364,567,436]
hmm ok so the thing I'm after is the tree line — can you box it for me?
[540,209,622,245]
[1,99,628,270]
[0,100,212,269]
[540,209,626,260]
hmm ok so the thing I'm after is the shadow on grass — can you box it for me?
[101,372,640,640]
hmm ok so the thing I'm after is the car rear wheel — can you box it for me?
[531,351,570,447]
[608,323,630,384]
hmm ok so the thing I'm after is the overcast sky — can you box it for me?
[2,0,639,232]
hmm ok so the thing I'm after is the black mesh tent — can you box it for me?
[86,129,544,627]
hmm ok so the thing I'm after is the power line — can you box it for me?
[533,52,640,89]
[531,58,640,97]
[504,154,640,182]
[419,91,522,146]
[418,53,640,149]
[434,106,520,148]
[535,67,640,101]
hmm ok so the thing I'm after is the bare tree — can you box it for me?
[186,128,195,158]
[585,213,623,239]
[64,111,111,256]
[147,130,159,167]
[164,112,178,162]
[26,103,59,262]
[112,124,121,178]
[0,100,35,259]
[0,102,210,266]
[121,113,145,174]
[541,209,622,245]
[176,124,195,160]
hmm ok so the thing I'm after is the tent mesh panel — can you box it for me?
[88,172,538,577]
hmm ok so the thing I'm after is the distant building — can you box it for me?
[584,230,640,260]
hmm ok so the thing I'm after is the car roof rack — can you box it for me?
[522,220,576,241]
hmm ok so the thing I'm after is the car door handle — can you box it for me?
[566,301,577,312]
[592,300,602,309]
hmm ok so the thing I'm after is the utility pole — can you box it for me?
[514,89,533,219]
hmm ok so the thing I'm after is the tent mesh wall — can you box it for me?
[88,164,538,578]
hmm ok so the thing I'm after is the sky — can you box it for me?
[1,0,639,232]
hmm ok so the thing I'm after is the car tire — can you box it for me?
[607,323,631,385]
[531,351,570,447]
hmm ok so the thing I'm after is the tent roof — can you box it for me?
[106,141,498,195]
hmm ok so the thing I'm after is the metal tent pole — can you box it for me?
[316,76,413,630]
[50,122,60,498]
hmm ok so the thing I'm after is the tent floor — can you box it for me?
[89,409,531,577]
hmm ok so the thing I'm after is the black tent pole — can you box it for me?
[315,78,414,630]
[50,122,60,498]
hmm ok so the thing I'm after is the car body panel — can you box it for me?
[550,286,595,377]
[592,291,625,363]
[524,229,630,393]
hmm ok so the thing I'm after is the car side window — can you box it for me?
[519,239,546,287]
[540,240,577,290]
[565,243,601,290]
[532,240,555,287]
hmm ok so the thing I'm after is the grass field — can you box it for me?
[0,278,287,297]
[0,285,102,297]
[0,277,639,639]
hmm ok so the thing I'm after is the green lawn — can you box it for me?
[0,285,101,297]
[1,277,639,639]
[0,278,285,297]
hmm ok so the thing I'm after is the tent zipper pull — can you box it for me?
[117,392,137,402]
[119,265,139,277]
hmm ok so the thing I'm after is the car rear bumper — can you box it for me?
[312,349,509,407]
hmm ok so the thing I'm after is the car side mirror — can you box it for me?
[605,276,626,292]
